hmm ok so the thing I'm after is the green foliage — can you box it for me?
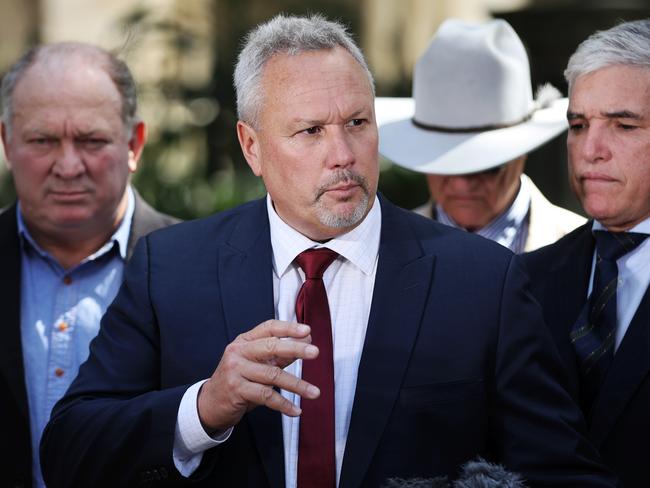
[378,163,428,210]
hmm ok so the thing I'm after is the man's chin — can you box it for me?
[48,211,97,229]
[450,213,490,231]
[317,197,369,230]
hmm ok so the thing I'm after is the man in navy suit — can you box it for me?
[523,19,650,488]
[42,14,615,487]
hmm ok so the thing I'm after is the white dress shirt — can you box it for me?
[173,194,382,487]
[590,217,650,351]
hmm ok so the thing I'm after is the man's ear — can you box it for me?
[1,122,13,171]
[237,120,262,176]
[127,121,147,173]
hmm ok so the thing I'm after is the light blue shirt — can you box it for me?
[591,217,650,351]
[19,188,135,488]
[436,174,531,253]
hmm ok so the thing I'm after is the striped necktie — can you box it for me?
[570,230,648,410]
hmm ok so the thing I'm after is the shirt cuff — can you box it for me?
[173,379,233,477]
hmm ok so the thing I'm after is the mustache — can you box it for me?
[315,169,369,200]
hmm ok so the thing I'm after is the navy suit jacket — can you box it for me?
[41,197,615,487]
[0,191,178,488]
[523,223,650,488]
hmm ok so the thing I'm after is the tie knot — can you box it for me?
[593,230,648,262]
[295,248,339,279]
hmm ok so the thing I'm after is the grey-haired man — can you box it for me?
[524,19,650,488]
[42,15,614,488]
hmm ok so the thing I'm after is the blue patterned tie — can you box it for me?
[570,230,648,410]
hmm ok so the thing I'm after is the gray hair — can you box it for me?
[233,13,375,128]
[1,42,138,135]
[565,19,650,91]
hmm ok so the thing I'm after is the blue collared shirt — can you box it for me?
[436,174,532,253]
[19,188,135,488]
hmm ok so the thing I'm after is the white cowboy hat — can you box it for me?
[377,18,568,175]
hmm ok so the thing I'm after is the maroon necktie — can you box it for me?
[295,248,338,488]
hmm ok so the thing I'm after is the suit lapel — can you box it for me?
[126,188,179,259]
[218,199,285,488]
[540,225,594,394]
[589,285,650,447]
[542,223,650,448]
[547,224,594,331]
[0,205,30,423]
[340,200,434,488]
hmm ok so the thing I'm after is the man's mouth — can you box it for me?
[49,190,90,201]
[580,172,617,185]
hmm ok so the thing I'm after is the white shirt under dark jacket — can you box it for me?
[590,217,650,351]
[173,194,382,487]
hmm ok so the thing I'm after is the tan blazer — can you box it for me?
[413,175,586,252]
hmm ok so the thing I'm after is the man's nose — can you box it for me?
[52,141,85,178]
[447,174,480,191]
[581,126,612,163]
[326,128,355,169]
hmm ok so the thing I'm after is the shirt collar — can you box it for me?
[17,185,135,261]
[266,193,382,278]
[592,215,650,234]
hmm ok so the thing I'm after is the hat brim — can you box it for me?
[376,97,568,175]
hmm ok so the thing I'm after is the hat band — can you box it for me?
[411,110,534,133]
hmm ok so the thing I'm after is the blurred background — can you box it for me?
[1,0,649,219]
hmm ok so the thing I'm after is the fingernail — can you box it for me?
[307,385,320,398]
[297,324,310,334]
[305,345,318,357]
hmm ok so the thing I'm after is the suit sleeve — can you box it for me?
[40,236,213,487]
[492,255,617,486]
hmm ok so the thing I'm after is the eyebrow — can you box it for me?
[292,108,370,127]
[567,109,643,120]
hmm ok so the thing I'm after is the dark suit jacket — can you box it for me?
[41,197,615,487]
[523,223,650,488]
[0,190,178,488]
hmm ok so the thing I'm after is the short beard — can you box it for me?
[314,169,371,229]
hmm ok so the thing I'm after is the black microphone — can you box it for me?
[382,477,449,488]
[454,457,525,488]
[382,457,526,488]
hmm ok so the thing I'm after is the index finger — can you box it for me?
[238,320,311,343]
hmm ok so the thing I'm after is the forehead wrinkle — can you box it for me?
[601,110,643,119]
[13,104,121,141]
[260,49,374,130]
[285,90,370,128]
[567,109,644,121]
[15,55,122,112]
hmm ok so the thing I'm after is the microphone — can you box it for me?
[382,457,526,488]
[382,477,449,488]
[454,457,525,487]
